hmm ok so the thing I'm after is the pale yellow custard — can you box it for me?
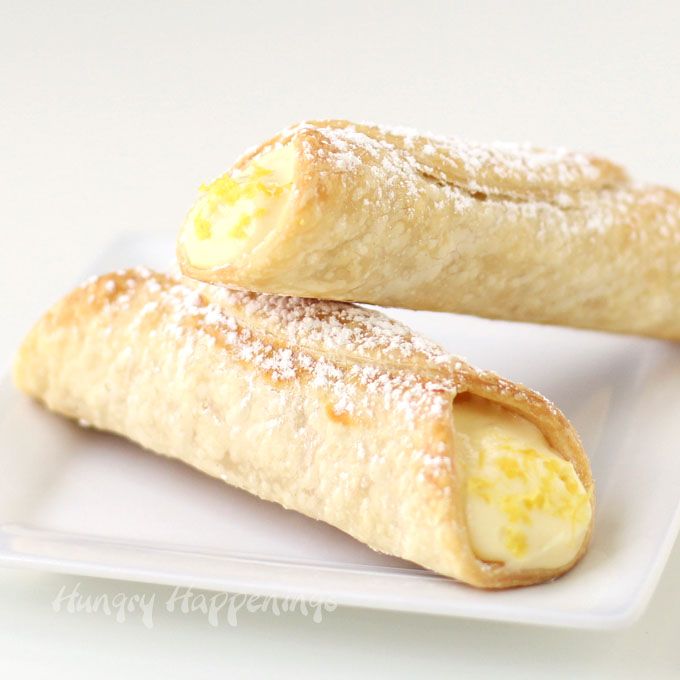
[453,396,591,570]
[181,143,295,269]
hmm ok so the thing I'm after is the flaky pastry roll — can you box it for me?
[14,268,593,588]
[178,119,680,339]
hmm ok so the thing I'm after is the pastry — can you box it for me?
[178,119,680,339]
[13,268,594,588]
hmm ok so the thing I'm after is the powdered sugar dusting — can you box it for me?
[91,269,458,428]
[264,119,679,243]
[281,119,615,195]
[195,281,455,368]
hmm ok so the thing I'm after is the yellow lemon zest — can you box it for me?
[500,496,531,524]
[200,173,242,204]
[496,456,527,480]
[193,169,291,240]
[503,528,528,558]
[194,212,213,240]
[230,213,252,239]
[472,437,588,527]
[468,477,493,502]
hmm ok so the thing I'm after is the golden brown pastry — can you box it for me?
[178,119,680,339]
[13,268,594,588]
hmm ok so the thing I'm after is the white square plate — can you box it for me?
[1,234,679,629]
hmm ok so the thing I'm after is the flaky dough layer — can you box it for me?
[179,119,680,339]
[13,269,594,588]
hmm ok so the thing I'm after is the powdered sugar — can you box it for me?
[285,119,611,196]
[267,119,679,243]
[196,282,454,368]
[94,269,458,427]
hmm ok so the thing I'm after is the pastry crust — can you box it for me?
[13,268,594,588]
[178,119,680,339]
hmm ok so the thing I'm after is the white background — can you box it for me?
[1,1,680,677]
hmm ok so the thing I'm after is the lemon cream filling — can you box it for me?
[453,395,591,570]
[181,143,295,269]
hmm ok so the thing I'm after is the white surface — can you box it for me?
[2,233,680,631]
[2,0,680,676]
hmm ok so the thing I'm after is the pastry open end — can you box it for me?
[182,143,296,270]
[178,119,680,340]
[454,395,591,570]
[13,269,594,588]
